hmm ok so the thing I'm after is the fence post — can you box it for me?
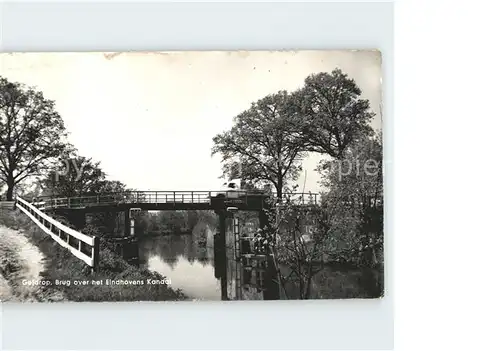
[92,236,100,273]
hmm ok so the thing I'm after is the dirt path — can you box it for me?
[0,225,65,302]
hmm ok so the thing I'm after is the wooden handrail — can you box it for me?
[15,196,99,270]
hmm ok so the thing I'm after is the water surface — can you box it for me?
[138,232,222,300]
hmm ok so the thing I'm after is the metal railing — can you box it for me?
[15,196,100,271]
[31,190,319,210]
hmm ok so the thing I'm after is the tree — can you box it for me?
[319,133,384,296]
[293,69,375,159]
[87,179,129,235]
[212,91,305,199]
[269,201,330,299]
[99,179,128,193]
[39,152,130,235]
[247,193,332,299]
[157,211,191,233]
[0,77,68,200]
[40,155,107,197]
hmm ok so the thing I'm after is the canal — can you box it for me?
[138,231,222,300]
[135,215,380,300]
[136,215,266,301]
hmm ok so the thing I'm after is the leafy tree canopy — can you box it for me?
[212,91,305,198]
[293,68,376,159]
[0,77,68,200]
[40,154,128,198]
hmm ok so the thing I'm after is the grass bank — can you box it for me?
[0,210,187,302]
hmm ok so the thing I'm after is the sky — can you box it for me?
[0,51,382,193]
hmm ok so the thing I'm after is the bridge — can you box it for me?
[6,190,319,299]
[32,190,319,212]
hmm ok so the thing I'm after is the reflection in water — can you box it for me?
[138,227,222,300]
[138,215,274,300]
[147,255,221,300]
[136,215,375,300]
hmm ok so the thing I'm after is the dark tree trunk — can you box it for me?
[6,177,15,201]
[276,177,283,201]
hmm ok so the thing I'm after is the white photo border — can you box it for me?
[0,1,394,350]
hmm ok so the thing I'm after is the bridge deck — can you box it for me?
[33,191,319,212]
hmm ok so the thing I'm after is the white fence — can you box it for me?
[15,196,100,271]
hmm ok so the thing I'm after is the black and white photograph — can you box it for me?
[0,50,383,302]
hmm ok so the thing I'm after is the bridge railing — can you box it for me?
[35,191,215,209]
[33,190,319,210]
[15,196,100,271]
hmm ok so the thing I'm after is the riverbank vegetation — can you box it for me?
[212,69,384,299]
[0,210,187,301]
[133,210,217,237]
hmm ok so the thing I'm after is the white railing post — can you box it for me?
[92,236,100,273]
